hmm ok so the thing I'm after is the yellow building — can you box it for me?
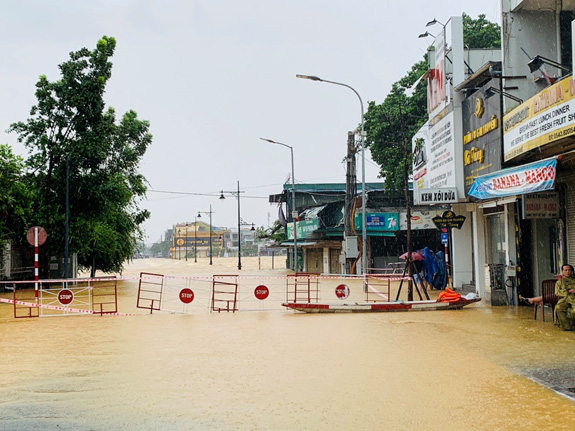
[171,221,227,260]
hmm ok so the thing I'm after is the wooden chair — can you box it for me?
[534,279,559,323]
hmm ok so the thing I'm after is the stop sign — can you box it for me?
[58,289,74,305]
[26,226,47,246]
[335,284,350,300]
[254,285,269,300]
[179,288,194,304]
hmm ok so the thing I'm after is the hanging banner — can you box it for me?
[427,29,447,116]
[468,158,557,200]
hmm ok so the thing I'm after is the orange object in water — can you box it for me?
[437,287,462,303]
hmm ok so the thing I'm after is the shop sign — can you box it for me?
[412,126,429,190]
[432,210,466,230]
[428,111,455,189]
[468,157,557,200]
[287,218,319,239]
[354,213,399,231]
[414,187,458,204]
[504,77,575,161]
[522,192,560,219]
[399,209,445,231]
[462,90,502,194]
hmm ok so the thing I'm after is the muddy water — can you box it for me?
[1,257,575,430]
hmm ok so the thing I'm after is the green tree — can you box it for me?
[149,231,172,258]
[364,60,428,193]
[0,144,33,242]
[256,221,286,245]
[9,36,152,276]
[463,13,501,49]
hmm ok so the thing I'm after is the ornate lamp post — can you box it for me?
[197,205,214,265]
[194,215,198,263]
[184,223,188,261]
[219,181,245,270]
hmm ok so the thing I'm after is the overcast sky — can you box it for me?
[1,0,500,244]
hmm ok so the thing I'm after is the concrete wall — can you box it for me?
[451,204,474,288]
[502,1,560,106]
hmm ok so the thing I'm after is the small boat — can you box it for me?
[282,297,481,313]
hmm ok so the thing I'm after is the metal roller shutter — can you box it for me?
[558,170,575,265]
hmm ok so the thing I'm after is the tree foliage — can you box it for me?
[257,220,286,245]
[0,144,33,242]
[364,60,428,193]
[463,13,501,49]
[9,36,152,275]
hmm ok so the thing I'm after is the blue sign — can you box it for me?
[441,233,449,244]
[468,158,557,199]
[355,213,399,231]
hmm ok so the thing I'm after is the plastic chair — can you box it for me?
[535,279,559,323]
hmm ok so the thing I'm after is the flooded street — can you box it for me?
[1,257,575,430]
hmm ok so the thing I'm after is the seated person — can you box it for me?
[555,264,575,331]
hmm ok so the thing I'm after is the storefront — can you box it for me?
[469,157,560,299]
[460,82,506,299]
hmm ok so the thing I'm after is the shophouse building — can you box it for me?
[447,1,575,304]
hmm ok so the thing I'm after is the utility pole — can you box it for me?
[344,131,357,274]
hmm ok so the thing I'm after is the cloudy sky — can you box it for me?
[1,0,500,244]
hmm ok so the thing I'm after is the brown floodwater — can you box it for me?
[1,257,575,430]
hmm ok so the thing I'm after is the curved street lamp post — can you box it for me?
[184,223,188,261]
[260,138,298,272]
[296,74,367,275]
[219,181,245,270]
[197,205,214,265]
[194,215,198,263]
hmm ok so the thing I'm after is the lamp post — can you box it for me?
[197,205,214,265]
[184,223,188,262]
[260,138,298,272]
[194,215,198,263]
[296,74,367,275]
[219,180,245,270]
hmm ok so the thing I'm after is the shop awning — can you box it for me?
[279,241,317,247]
[300,205,327,219]
[469,157,557,200]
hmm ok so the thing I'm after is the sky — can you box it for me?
[0,0,501,245]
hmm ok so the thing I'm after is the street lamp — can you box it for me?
[184,223,188,262]
[177,228,182,260]
[219,180,245,270]
[260,137,298,272]
[197,205,214,265]
[426,18,445,27]
[296,74,367,275]
[194,215,198,263]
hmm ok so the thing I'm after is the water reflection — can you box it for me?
[1,257,574,430]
